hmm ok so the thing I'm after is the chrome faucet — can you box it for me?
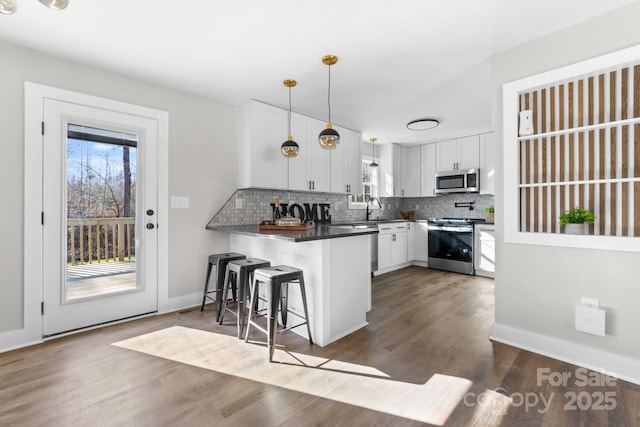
[366,197,382,221]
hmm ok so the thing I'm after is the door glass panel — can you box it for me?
[65,124,138,302]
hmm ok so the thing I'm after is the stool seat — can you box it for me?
[245,265,313,361]
[201,252,246,322]
[219,258,271,338]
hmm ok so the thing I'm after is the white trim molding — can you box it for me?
[491,322,640,386]
[502,43,640,252]
[0,82,170,352]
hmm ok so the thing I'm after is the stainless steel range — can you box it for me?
[427,218,485,275]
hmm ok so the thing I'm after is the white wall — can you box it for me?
[492,3,640,382]
[0,40,237,337]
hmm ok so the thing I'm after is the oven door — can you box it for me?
[428,224,474,274]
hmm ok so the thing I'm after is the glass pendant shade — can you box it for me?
[0,0,17,14]
[39,0,69,9]
[281,136,299,157]
[318,124,340,150]
[369,160,379,169]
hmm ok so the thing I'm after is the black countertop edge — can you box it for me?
[207,224,378,242]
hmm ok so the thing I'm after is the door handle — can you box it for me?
[146,223,155,230]
[146,209,154,216]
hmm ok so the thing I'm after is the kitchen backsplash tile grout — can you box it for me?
[206,188,494,226]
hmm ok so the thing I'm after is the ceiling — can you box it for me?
[0,0,636,145]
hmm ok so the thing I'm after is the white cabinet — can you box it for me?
[377,143,394,197]
[474,224,495,278]
[392,144,402,197]
[287,112,312,191]
[330,125,361,194]
[377,222,409,273]
[238,100,287,189]
[479,132,495,195]
[407,221,415,261]
[307,117,331,192]
[420,143,436,197]
[413,221,429,262]
[238,100,361,193]
[402,146,421,197]
[436,135,480,171]
[391,144,420,197]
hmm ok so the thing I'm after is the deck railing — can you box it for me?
[67,217,135,265]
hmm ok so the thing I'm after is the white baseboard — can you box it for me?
[491,322,640,385]
[1,291,203,354]
[158,291,202,314]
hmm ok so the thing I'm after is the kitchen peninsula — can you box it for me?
[206,223,377,346]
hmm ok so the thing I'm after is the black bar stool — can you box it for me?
[244,265,313,361]
[201,252,246,321]
[219,258,271,338]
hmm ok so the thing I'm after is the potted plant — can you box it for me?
[483,206,494,223]
[559,206,595,235]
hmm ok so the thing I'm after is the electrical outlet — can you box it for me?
[415,204,419,210]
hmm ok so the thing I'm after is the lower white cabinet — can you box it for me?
[377,222,409,274]
[474,224,495,277]
[413,221,429,263]
[407,222,415,261]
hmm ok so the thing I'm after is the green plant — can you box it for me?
[483,206,494,214]
[559,206,595,227]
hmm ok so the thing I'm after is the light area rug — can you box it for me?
[112,326,473,425]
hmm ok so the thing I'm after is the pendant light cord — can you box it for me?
[327,64,332,124]
[287,86,292,137]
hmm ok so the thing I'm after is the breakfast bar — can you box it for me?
[206,224,377,347]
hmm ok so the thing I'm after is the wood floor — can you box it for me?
[1,266,638,426]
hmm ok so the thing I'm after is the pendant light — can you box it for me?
[281,79,300,158]
[39,0,68,9]
[318,54,340,150]
[369,138,379,169]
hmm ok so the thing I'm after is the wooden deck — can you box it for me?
[66,261,136,300]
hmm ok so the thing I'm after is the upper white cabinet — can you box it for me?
[331,125,361,194]
[287,112,313,191]
[479,132,495,195]
[306,116,331,192]
[238,100,360,193]
[238,101,288,189]
[436,135,480,171]
[402,146,421,197]
[391,144,420,197]
[377,143,394,197]
[420,143,436,197]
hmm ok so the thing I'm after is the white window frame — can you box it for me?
[503,44,640,252]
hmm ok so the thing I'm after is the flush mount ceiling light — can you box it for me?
[281,79,300,158]
[369,138,379,169]
[407,118,440,131]
[318,54,340,150]
[1,0,69,14]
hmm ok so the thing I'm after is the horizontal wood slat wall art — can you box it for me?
[518,63,640,237]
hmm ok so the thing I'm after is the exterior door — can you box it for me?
[42,99,158,336]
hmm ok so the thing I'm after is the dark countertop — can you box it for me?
[207,224,379,242]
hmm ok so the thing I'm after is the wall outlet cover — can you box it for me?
[575,305,605,336]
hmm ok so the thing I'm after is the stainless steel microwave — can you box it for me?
[435,168,480,194]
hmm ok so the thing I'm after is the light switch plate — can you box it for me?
[171,196,189,209]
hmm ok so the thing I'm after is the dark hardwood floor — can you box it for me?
[1,266,638,426]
